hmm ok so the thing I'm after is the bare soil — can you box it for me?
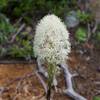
[0,49,100,100]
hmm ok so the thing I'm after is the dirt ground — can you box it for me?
[0,49,100,100]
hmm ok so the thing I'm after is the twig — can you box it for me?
[1,71,47,95]
[94,81,100,85]
[87,23,91,42]
[6,72,34,86]
[10,23,26,43]
[94,89,100,95]
[6,71,47,95]
[14,17,23,27]
[37,58,57,94]
[37,58,48,78]
[60,63,87,100]
[35,71,47,94]
[92,21,98,33]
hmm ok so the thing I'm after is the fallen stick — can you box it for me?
[60,63,87,100]
[87,23,91,42]
[10,23,25,43]
[6,72,34,86]
[13,17,23,27]
[35,71,47,94]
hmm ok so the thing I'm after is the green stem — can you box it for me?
[46,62,57,100]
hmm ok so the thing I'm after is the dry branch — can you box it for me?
[35,71,47,94]
[10,23,25,43]
[61,63,87,100]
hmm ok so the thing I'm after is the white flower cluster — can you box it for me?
[34,14,71,64]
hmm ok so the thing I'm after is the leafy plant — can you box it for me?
[67,0,77,9]
[0,14,15,44]
[77,10,93,24]
[94,32,100,49]
[93,96,100,100]
[0,0,8,10]
[9,33,34,60]
[9,42,33,59]
[0,0,69,21]
[0,47,6,57]
[0,15,34,59]
[95,32,100,41]
[13,0,34,17]
[47,62,57,99]
[75,27,87,43]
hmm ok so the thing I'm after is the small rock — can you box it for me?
[65,11,79,28]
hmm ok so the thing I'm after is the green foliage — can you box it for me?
[95,32,100,41]
[46,0,67,15]
[75,27,87,43]
[0,0,69,21]
[77,10,93,24]
[13,0,34,17]
[0,47,7,57]
[93,96,100,100]
[67,0,77,9]
[9,32,34,59]
[0,14,15,44]
[1,0,98,59]
[9,43,33,59]
[0,13,34,59]
[0,0,8,10]
[94,31,100,48]
[47,63,57,91]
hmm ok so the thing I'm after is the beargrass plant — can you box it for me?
[47,62,57,98]
[34,14,71,99]
[34,14,86,100]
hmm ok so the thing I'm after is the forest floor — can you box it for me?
[0,48,100,100]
